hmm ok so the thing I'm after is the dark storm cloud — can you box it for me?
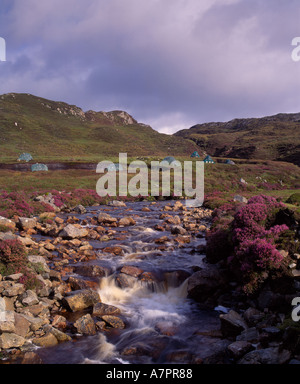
[0,0,300,133]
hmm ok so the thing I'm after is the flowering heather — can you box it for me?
[206,194,292,294]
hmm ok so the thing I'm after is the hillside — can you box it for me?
[174,113,300,166]
[0,93,197,163]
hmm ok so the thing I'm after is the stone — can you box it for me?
[0,333,26,349]
[118,216,136,226]
[97,212,117,225]
[0,216,16,231]
[74,263,110,278]
[33,333,58,347]
[102,315,125,329]
[93,302,121,316]
[21,352,43,364]
[2,283,25,297]
[14,313,31,338]
[20,290,39,307]
[171,225,187,235]
[233,195,248,204]
[187,266,228,303]
[73,205,86,214]
[18,217,37,230]
[227,341,253,359]
[220,310,248,338]
[0,310,15,333]
[52,315,67,330]
[4,273,23,282]
[108,200,126,207]
[28,255,50,273]
[116,273,138,289]
[238,347,291,365]
[103,246,123,256]
[236,327,260,342]
[74,314,96,335]
[243,307,264,326]
[59,224,89,239]
[120,265,143,278]
[62,289,101,312]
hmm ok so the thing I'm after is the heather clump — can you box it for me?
[206,195,293,294]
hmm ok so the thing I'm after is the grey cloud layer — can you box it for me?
[0,0,299,133]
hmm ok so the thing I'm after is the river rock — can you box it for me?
[118,216,136,226]
[238,347,291,365]
[21,351,43,364]
[220,310,248,338]
[74,263,110,278]
[74,314,96,335]
[93,302,121,316]
[19,290,39,307]
[108,200,126,207]
[116,273,138,289]
[62,289,101,312]
[97,213,117,225]
[59,224,89,239]
[33,333,58,348]
[18,217,37,230]
[0,333,26,349]
[102,315,125,329]
[120,265,143,278]
[0,310,15,333]
[227,341,253,359]
[187,266,228,303]
[171,225,187,235]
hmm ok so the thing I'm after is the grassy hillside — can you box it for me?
[0,93,197,163]
[174,113,300,166]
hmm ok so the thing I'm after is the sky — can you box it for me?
[0,0,300,134]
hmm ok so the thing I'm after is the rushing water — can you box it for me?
[36,200,223,364]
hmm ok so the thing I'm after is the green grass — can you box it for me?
[0,93,198,163]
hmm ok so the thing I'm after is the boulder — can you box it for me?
[74,314,96,335]
[62,289,101,312]
[118,216,136,226]
[18,217,37,230]
[238,347,291,365]
[0,333,26,349]
[59,224,89,239]
[97,213,117,225]
[93,302,121,316]
[102,315,125,329]
[220,310,248,338]
[187,266,228,303]
[0,216,16,231]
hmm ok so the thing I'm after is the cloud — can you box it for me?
[0,0,300,132]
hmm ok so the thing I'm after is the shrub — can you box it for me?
[0,239,28,273]
[286,193,300,206]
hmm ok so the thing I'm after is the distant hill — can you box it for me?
[174,113,300,166]
[0,93,197,163]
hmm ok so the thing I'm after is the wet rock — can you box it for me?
[59,224,89,239]
[236,327,260,342]
[62,289,101,312]
[238,347,291,365]
[73,205,86,214]
[116,273,138,289]
[93,302,121,316]
[191,336,231,364]
[243,307,265,326]
[32,333,58,348]
[227,341,253,359]
[21,351,43,364]
[97,212,117,225]
[74,314,96,335]
[171,225,187,235]
[108,200,126,207]
[0,333,26,349]
[74,263,110,278]
[187,266,228,304]
[220,310,248,338]
[118,216,136,226]
[102,315,125,329]
[52,315,67,330]
[120,265,143,278]
[103,246,123,256]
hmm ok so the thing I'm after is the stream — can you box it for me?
[35,200,224,364]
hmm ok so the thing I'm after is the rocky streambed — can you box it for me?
[0,199,299,364]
